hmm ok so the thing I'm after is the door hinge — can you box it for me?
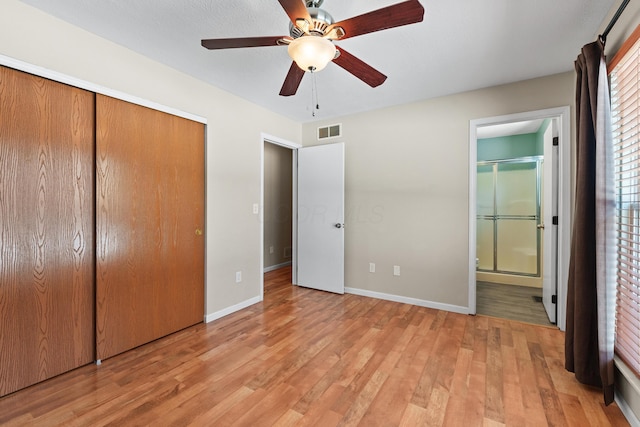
[553,137,559,146]
[552,216,558,225]
[552,295,557,304]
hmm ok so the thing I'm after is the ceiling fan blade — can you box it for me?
[277,0,312,27]
[201,36,288,50]
[333,48,387,88]
[327,0,424,40]
[280,62,306,96]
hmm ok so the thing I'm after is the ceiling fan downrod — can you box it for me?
[305,0,324,8]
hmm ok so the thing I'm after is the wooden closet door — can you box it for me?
[96,95,205,360]
[0,67,95,396]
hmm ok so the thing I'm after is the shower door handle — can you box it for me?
[537,224,545,230]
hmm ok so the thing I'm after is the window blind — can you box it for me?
[611,35,640,378]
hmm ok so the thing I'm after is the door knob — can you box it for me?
[335,223,344,229]
[537,224,545,230]
[195,228,203,235]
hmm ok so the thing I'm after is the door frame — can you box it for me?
[468,106,571,330]
[260,133,302,298]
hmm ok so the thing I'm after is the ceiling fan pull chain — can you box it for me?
[312,71,320,117]
[311,71,315,117]
[310,70,320,117]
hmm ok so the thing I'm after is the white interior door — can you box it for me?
[296,143,345,294]
[542,121,559,323]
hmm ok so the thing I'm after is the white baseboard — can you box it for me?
[615,357,640,427]
[204,296,262,323]
[204,286,468,325]
[344,287,470,315]
[617,393,640,427]
[263,261,292,273]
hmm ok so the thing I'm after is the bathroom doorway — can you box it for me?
[476,154,551,325]
[468,107,571,330]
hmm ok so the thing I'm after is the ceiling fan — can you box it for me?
[201,0,425,97]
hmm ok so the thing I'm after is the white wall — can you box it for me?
[302,73,574,312]
[0,0,301,317]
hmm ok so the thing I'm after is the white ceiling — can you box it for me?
[18,0,615,123]
[477,119,545,139]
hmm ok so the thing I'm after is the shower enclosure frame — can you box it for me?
[476,155,543,278]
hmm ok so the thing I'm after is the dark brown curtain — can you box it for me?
[566,39,615,405]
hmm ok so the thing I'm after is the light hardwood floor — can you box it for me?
[0,267,629,426]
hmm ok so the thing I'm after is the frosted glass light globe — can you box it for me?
[288,36,336,72]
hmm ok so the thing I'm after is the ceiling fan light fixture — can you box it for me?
[287,36,336,72]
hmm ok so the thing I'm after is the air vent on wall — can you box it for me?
[318,123,341,140]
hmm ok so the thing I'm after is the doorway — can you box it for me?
[260,135,346,298]
[263,142,293,273]
[260,134,300,297]
[476,153,550,325]
[468,107,571,330]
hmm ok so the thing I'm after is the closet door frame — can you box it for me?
[0,54,206,125]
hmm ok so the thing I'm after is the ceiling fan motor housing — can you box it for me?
[289,7,334,38]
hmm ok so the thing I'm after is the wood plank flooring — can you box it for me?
[476,281,554,326]
[0,267,629,426]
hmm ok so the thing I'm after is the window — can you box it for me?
[610,28,640,377]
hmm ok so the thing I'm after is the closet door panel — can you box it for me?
[96,95,205,360]
[0,67,95,396]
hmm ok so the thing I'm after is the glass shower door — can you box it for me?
[476,164,495,270]
[477,158,541,276]
[496,161,539,275]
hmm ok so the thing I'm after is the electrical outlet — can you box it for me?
[369,263,376,273]
[235,271,242,283]
[269,246,274,254]
[393,265,400,276]
[252,203,259,214]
